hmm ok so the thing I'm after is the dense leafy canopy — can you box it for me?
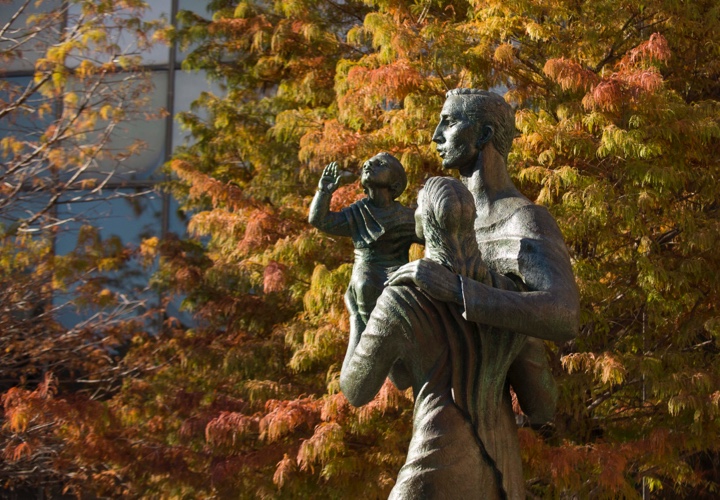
[0,0,165,493]
[3,0,720,497]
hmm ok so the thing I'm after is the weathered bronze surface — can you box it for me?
[309,153,421,350]
[336,90,579,499]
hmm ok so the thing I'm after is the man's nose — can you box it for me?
[431,124,444,143]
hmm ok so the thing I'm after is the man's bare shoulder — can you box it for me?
[505,202,564,243]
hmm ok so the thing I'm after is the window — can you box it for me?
[1,0,216,328]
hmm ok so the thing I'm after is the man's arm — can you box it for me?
[386,257,578,342]
[386,204,580,343]
[459,272,579,342]
[308,162,352,236]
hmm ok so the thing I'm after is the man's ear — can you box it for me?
[477,124,494,148]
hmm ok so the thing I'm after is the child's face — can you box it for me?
[361,155,395,192]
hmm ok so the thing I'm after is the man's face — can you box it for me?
[432,96,480,173]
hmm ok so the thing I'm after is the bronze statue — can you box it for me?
[308,153,422,360]
[387,89,580,426]
[335,90,579,498]
[341,89,579,499]
[341,177,526,499]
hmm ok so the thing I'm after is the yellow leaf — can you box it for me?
[100,105,113,120]
[234,2,251,18]
[140,236,159,261]
[10,410,28,433]
[493,43,515,65]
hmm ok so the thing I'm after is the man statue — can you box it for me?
[387,89,580,425]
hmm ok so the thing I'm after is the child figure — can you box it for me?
[309,152,422,344]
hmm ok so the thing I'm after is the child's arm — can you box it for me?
[308,162,352,236]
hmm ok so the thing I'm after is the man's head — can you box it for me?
[360,152,408,200]
[432,89,517,172]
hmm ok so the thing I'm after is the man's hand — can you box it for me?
[318,162,342,193]
[386,258,463,304]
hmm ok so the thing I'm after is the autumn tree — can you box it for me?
[30,0,718,497]
[0,0,168,494]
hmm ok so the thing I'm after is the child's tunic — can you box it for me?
[341,198,418,324]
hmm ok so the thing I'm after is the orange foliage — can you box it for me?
[296,421,344,471]
[583,70,665,112]
[330,180,364,212]
[260,398,322,443]
[584,78,624,111]
[510,387,522,416]
[205,411,259,446]
[340,59,423,115]
[11,442,32,461]
[348,59,422,96]
[597,444,630,491]
[580,34,671,112]
[3,373,59,434]
[238,209,287,253]
[273,453,297,487]
[263,261,287,294]
[518,425,696,493]
[626,32,671,65]
[624,68,664,94]
[178,416,208,440]
[320,392,351,422]
[543,57,600,92]
[357,379,407,423]
[300,119,365,167]
[493,43,516,67]
[195,293,266,325]
[172,159,257,211]
[209,16,272,39]
[210,443,290,487]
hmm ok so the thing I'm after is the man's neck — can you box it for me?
[461,146,526,220]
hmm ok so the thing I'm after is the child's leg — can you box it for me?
[355,278,385,325]
[344,286,366,344]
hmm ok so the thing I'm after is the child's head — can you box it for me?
[360,152,407,200]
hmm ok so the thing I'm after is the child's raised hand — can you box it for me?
[318,162,341,193]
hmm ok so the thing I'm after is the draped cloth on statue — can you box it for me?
[341,198,416,256]
[345,284,527,499]
[342,198,386,249]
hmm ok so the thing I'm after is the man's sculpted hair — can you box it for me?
[445,89,517,159]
